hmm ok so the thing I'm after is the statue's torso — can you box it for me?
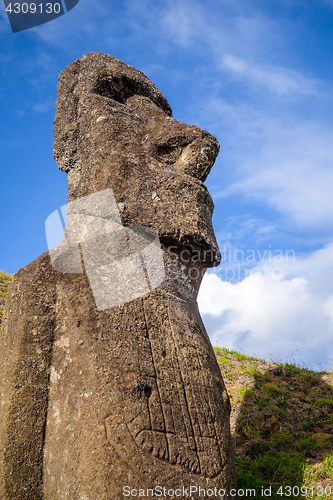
[0,253,235,499]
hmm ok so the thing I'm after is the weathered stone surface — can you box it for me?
[0,53,237,499]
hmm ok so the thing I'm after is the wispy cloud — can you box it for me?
[161,2,200,47]
[225,119,333,228]
[215,215,279,254]
[33,0,115,46]
[197,96,333,230]
[221,54,319,95]
[33,102,53,113]
[145,0,321,99]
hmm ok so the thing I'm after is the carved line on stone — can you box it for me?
[123,226,132,255]
[119,296,202,474]
[166,295,225,478]
[142,298,170,461]
[184,329,225,476]
[164,305,201,472]
[103,415,146,482]
[141,258,153,293]
[193,329,225,469]
[162,305,197,447]
[102,296,223,479]
[41,316,57,492]
[165,296,201,464]
[104,415,194,487]
[153,305,200,471]
[181,325,216,437]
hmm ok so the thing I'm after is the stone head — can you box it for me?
[53,52,220,267]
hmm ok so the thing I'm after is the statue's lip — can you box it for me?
[194,178,209,192]
[181,173,209,193]
[182,175,214,209]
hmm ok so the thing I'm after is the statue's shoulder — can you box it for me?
[14,251,59,286]
[6,251,61,319]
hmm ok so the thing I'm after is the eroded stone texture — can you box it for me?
[0,53,237,499]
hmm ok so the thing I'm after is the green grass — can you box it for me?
[318,397,333,409]
[263,382,283,395]
[303,450,333,498]
[240,363,262,378]
[215,346,257,362]
[0,270,12,325]
[216,351,232,366]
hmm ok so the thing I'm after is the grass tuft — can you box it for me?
[0,271,13,326]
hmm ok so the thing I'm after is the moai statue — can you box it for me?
[0,53,238,499]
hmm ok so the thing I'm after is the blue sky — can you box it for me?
[1,0,333,370]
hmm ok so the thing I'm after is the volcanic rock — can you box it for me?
[0,53,237,499]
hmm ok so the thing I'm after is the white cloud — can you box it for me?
[267,241,333,296]
[33,102,54,113]
[229,121,333,228]
[198,243,333,371]
[161,2,199,47]
[221,54,319,95]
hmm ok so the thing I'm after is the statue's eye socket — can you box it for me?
[92,78,124,104]
[156,144,183,161]
[91,76,172,116]
[154,137,193,163]
[92,76,135,105]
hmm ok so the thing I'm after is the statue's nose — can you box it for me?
[176,131,220,182]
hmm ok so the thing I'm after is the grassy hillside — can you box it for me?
[214,347,333,499]
[0,271,12,326]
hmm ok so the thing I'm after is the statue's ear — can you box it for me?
[53,58,81,173]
